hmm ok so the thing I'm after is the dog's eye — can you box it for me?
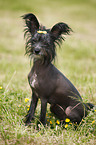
[44,42,50,47]
[32,40,36,44]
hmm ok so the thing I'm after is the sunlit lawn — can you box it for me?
[0,0,96,144]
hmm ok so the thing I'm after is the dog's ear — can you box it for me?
[51,22,72,40]
[22,13,39,35]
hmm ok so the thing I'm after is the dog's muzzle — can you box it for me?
[34,48,41,55]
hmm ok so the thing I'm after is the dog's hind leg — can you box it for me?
[65,106,83,124]
[50,104,67,120]
[50,104,84,124]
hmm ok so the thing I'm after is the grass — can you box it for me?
[0,0,96,144]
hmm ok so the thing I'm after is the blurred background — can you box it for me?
[0,1,96,144]
[0,0,96,100]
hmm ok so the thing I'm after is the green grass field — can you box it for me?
[0,0,96,144]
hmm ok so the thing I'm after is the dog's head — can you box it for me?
[22,13,72,63]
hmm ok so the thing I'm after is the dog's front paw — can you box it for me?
[24,113,34,125]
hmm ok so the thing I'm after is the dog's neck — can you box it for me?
[33,58,51,68]
[32,59,52,77]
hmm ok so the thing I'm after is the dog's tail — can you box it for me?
[85,103,94,110]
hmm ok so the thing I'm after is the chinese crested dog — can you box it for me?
[22,13,94,125]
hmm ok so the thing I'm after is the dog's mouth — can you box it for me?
[33,54,42,59]
[34,48,41,55]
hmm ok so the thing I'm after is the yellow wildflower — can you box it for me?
[18,105,21,107]
[0,87,2,89]
[25,98,29,102]
[94,110,96,112]
[65,118,70,123]
[50,121,52,124]
[27,105,30,107]
[64,124,68,128]
[92,120,95,124]
[74,123,77,126]
[27,108,29,111]
[47,119,49,122]
[0,99,1,101]
[56,120,60,125]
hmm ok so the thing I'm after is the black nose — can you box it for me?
[34,48,40,55]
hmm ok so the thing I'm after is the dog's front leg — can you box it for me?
[25,92,38,124]
[40,99,47,125]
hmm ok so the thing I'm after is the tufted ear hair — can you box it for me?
[51,22,72,40]
[22,13,40,35]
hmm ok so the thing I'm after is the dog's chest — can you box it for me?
[30,73,38,88]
